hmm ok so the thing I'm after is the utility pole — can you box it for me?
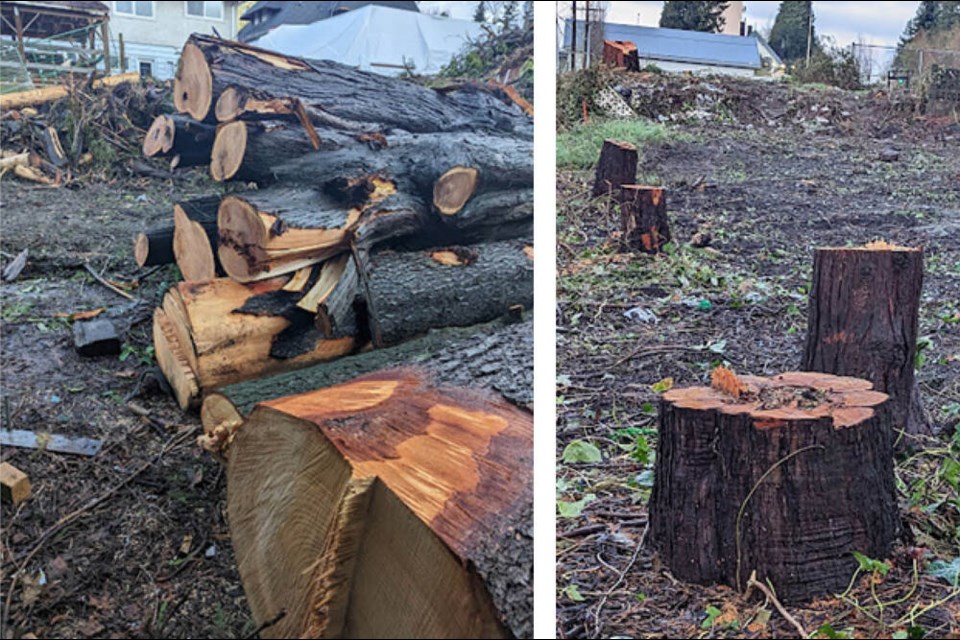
[583,0,590,70]
[571,0,577,71]
[805,1,813,66]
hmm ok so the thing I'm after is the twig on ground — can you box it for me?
[83,262,135,300]
[592,522,648,639]
[746,570,808,638]
[244,609,287,639]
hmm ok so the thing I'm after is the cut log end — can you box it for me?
[173,42,214,121]
[434,166,479,215]
[134,232,150,267]
[215,86,243,122]
[153,308,199,410]
[210,120,248,182]
[143,114,175,157]
[664,371,888,429]
[173,204,218,282]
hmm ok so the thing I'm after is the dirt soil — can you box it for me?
[1,171,255,638]
[557,75,960,638]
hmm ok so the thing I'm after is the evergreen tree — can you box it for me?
[523,0,533,29]
[900,1,960,46]
[473,1,487,23]
[500,0,520,31]
[659,1,730,32]
[768,1,817,62]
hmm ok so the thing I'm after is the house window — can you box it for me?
[115,1,153,17]
[186,1,223,19]
[139,60,153,76]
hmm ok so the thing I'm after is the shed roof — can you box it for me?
[564,21,761,70]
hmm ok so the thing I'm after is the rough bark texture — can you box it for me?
[592,139,638,198]
[175,34,531,138]
[364,240,533,346]
[619,185,672,253]
[208,316,532,416]
[225,369,532,638]
[801,245,929,441]
[142,114,216,167]
[649,371,900,604]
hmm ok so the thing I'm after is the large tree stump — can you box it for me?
[224,369,532,638]
[650,369,900,604]
[618,185,671,253]
[802,242,929,441]
[591,139,637,198]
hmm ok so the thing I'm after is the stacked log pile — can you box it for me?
[137,35,534,410]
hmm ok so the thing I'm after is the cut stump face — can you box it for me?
[650,371,900,604]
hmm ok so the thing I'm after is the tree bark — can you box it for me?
[174,34,531,139]
[172,196,222,281]
[363,240,533,346]
[153,277,355,409]
[801,244,929,442]
[618,185,671,253]
[134,226,174,268]
[649,369,900,604]
[203,316,532,419]
[223,368,532,638]
[142,114,216,168]
[592,139,637,198]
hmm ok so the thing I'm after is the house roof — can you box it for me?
[563,21,762,70]
[239,1,419,42]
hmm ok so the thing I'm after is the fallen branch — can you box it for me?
[745,570,809,639]
[83,263,135,300]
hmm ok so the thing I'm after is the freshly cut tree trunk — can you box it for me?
[172,196,221,281]
[224,368,532,638]
[592,139,637,198]
[209,119,324,183]
[202,316,532,421]
[801,243,929,442]
[216,186,367,283]
[153,277,356,409]
[174,34,531,137]
[364,240,533,346]
[142,114,216,168]
[134,227,174,268]
[650,369,900,604]
[618,185,671,253]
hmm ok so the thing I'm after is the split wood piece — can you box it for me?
[592,139,638,198]
[296,253,359,339]
[364,239,533,347]
[225,369,532,638]
[618,185,672,254]
[802,243,929,441]
[134,197,220,270]
[0,462,31,505]
[649,370,900,604]
[217,187,368,283]
[38,126,67,168]
[202,316,533,435]
[0,72,140,110]
[172,197,222,281]
[142,114,217,168]
[175,34,531,137]
[154,277,355,409]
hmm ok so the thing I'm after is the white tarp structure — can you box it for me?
[250,5,484,76]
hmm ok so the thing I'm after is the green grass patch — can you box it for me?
[557,119,681,170]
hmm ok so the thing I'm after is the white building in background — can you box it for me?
[107,1,240,79]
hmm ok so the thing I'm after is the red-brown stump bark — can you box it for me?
[649,369,900,604]
[801,242,930,443]
[591,139,637,198]
[618,185,671,253]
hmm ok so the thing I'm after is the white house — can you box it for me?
[108,1,240,79]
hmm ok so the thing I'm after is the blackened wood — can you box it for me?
[142,114,216,167]
[592,139,637,198]
[801,246,929,440]
[134,227,174,267]
[365,239,533,346]
[650,374,900,604]
[73,318,121,356]
[618,185,672,254]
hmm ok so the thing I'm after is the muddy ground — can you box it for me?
[1,172,255,638]
[557,76,959,638]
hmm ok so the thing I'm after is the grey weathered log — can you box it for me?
[363,239,533,346]
[74,319,121,356]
